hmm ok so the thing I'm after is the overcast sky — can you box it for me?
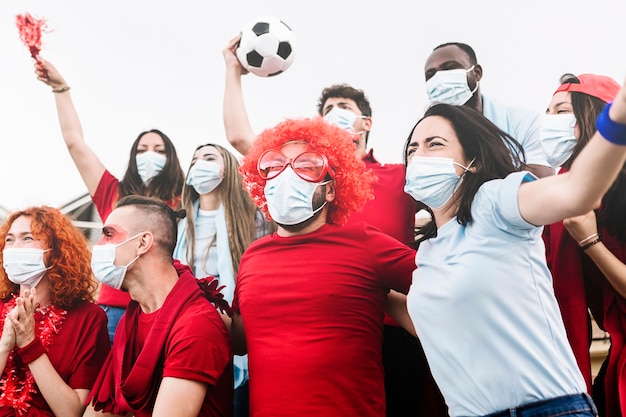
[1,0,625,211]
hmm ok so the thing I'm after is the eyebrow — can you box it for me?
[102,225,124,235]
[427,60,462,71]
[425,136,449,143]
[324,101,352,111]
[5,231,33,238]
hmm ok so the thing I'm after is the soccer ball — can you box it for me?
[236,16,297,77]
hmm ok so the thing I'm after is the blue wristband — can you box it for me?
[597,101,626,145]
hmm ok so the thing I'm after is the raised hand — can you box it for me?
[0,308,17,354]
[34,59,68,91]
[223,35,248,76]
[8,288,38,348]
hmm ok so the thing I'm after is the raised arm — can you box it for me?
[222,36,257,156]
[563,211,626,299]
[518,81,626,226]
[35,60,106,195]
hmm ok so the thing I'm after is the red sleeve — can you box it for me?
[91,170,119,222]
[363,224,416,294]
[162,305,232,386]
[66,304,111,389]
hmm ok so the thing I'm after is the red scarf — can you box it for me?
[89,261,229,414]
[0,298,67,415]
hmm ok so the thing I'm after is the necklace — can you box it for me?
[0,297,67,415]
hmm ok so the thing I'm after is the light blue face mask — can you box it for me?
[136,151,167,184]
[90,233,142,290]
[539,114,578,168]
[187,160,223,195]
[425,65,478,106]
[323,107,365,134]
[264,167,329,226]
[2,248,51,287]
[404,156,474,209]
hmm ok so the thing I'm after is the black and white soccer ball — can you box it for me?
[236,16,297,77]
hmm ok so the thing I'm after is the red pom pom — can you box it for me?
[15,12,48,62]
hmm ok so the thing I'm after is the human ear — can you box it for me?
[473,64,483,82]
[325,181,336,203]
[136,232,154,255]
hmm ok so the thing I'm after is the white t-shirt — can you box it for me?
[192,208,219,278]
[407,171,585,416]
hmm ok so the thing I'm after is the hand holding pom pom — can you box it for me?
[16,12,49,75]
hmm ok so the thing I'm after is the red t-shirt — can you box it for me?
[349,150,417,327]
[233,222,416,417]
[347,150,416,246]
[91,170,180,308]
[132,297,234,417]
[0,301,110,416]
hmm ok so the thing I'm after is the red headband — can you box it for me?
[554,74,621,103]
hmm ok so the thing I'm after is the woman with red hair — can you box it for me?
[0,206,110,417]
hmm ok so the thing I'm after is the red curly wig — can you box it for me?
[240,117,376,226]
[0,206,97,309]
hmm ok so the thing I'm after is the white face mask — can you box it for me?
[264,167,329,226]
[90,233,142,290]
[323,107,365,134]
[136,151,167,184]
[539,114,578,168]
[404,156,474,209]
[187,160,223,195]
[426,65,478,106]
[2,248,50,287]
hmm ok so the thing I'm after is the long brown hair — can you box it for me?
[181,144,258,275]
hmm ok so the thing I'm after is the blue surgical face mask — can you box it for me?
[187,160,223,195]
[426,66,478,106]
[539,114,578,168]
[2,248,51,287]
[136,151,167,184]
[90,233,142,290]
[323,107,365,134]
[264,167,329,225]
[404,156,474,209]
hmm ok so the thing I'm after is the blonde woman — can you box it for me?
[173,143,273,417]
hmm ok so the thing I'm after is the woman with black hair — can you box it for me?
[34,60,185,344]
[540,73,626,416]
[388,79,626,415]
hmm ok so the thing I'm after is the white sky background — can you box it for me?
[1,0,625,210]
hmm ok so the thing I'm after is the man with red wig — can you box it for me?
[222,38,435,417]
[230,117,417,417]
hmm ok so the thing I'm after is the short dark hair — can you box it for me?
[317,84,372,144]
[433,42,478,66]
[115,195,183,257]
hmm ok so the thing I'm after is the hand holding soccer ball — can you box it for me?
[235,16,297,77]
